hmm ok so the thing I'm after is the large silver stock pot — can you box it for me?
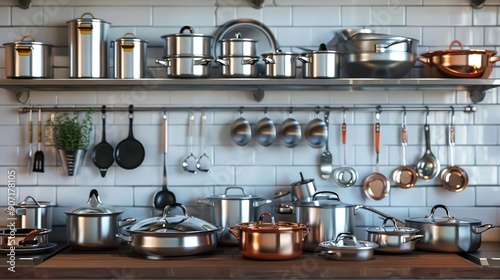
[161,26,213,57]
[405,204,495,253]
[112,33,148,79]
[65,189,134,250]
[197,187,272,246]
[278,191,398,252]
[3,35,53,78]
[67,12,110,78]
[117,203,220,259]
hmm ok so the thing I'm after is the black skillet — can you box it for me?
[92,105,114,177]
[115,105,145,169]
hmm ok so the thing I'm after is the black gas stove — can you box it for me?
[462,242,500,267]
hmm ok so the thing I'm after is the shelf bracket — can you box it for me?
[469,88,486,103]
[252,89,265,102]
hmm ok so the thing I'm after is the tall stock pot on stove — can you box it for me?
[278,191,399,252]
[197,187,272,245]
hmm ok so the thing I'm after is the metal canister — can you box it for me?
[112,33,148,79]
[3,35,53,78]
[13,196,54,229]
[67,12,110,78]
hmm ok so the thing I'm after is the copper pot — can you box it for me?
[229,212,308,260]
[418,40,500,78]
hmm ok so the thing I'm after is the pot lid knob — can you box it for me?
[256,212,278,229]
[319,43,327,51]
[87,189,103,207]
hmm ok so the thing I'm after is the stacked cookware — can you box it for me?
[1,196,54,252]
[157,26,213,78]
[216,32,260,77]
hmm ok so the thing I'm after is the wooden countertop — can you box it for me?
[2,245,500,279]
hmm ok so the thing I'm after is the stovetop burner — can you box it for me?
[0,243,68,267]
[462,242,500,267]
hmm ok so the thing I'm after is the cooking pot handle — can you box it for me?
[163,203,188,218]
[297,56,309,63]
[224,187,247,196]
[490,56,500,64]
[403,234,424,243]
[312,191,340,201]
[216,58,227,66]
[180,26,194,34]
[448,40,464,50]
[381,217,399,229]
[121,32,137,39]
[375,39,411,53]
[256,212,278,228]
[20,195,42,207]
[263,57,275,64]
[253,199,272,208]
[193,58,212,66]
[196,199,214,207]
[20,35,35,42]
[474,224,495,234]
[228,226,240,240]
[118,218,136,227]
[115,233,133,243]
[427,204,452,219]
[241,57,259,65]
[355,205,405,226]
[79,12,96,19]
[18,229,41,246]
[301,228,310,241]
[417,57,430,64]
[87,189,102,207]
[333,232,358,246]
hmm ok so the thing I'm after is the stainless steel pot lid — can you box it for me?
[15,195,53,208]
[406,204,481,225]
[128,203,219,233]
[235,212,306,232]
[319,233,379,250]
[366,217,419,234]
[67,12,110,24]
[296,191,353,208]
[161,25,213,39]
[262,49,298,57]
[213,19,278,59]
[65,189,122,215]
[114,32,148,43]
[3,35,53,47]
[206,187,261,200]
[222,32,256,43]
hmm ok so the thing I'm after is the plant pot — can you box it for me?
[58,149,86,176]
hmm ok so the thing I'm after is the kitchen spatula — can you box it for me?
[33,106,44,173]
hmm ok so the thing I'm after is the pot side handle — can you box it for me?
[196,199,214,207]
[302,228,310,241]
[403,234,424,243]
[417,57,430,64]
[228,226,240,240]
[474,224,495,234]
[297,56,309,63]
[490,56,500,64]
[253,199,272,208]
[115,233,133,243]
[118,217,136,227]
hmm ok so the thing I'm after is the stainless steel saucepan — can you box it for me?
[392,108,418,188]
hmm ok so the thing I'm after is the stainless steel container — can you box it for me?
[262,50,298,78]
[161,26,213,57]
[216,56,259,77]
[405,204,495,253]
[156,56,211,78]
[318,233,378,261]
[290,174,316,203]
[13,196,53,229]
[67,12,110,78]
[221,32,257,57]
[229,212,308,260]
[366,217,423,254]
[117,203,219,259]
[196,187,272,246]
[112,33,148,79]
[0,228,51,249]
[65,189,133,250]
[3,35,53,78]
[298,44,340,79]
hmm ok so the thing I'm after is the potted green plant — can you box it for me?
[48,109,93,176]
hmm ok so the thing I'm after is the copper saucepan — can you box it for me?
[418,40,500,78]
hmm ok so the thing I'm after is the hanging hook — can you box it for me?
[450,106,455,125]
[425,106,430,125]
[288,107,294,115]
[375,106,382,121]
[402,106,407,127]
[263,107,268,115]
[314,106,320,115]
[238,106,244,115]
[342,107,346,123]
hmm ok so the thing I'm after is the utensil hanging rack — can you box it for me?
[18,105,477,114]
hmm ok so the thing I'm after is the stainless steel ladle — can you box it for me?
[333,109,358,188]
[416,107,440,180]
[196,112,211,173]
[182,112,198,174]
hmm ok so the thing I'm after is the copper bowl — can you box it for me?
[418,40,500,78]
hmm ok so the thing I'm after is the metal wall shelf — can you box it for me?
[1,78,498,103]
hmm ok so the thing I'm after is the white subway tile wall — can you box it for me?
[0,1,499,243]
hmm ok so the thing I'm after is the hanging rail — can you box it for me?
[17,105,477,114]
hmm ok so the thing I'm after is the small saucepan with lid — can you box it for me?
[366,217,423,254]
[3,35,53,78]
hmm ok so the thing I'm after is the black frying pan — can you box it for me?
[92,106,114,177]
[115,105,145,169]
